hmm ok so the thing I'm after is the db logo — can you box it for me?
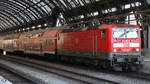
[124,43,129,47]
[122,49,130,52]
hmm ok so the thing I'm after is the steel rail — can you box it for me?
[0,55,120,84]
[0,66,36,84]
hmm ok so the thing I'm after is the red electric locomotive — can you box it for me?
[0,24,143,71]
[57,24,142,70]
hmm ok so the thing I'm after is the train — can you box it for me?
[0,24,143,71]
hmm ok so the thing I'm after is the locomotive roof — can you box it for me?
[99,24,139,30]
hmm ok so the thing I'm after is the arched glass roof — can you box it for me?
[0,0,149,33]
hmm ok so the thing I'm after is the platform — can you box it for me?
[142,49,150,61]
[142,49,150,57]
[0,76,12,84]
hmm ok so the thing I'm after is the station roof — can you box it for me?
[0,0,149,34]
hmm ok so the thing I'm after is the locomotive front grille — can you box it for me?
[113,52,141,58]
[113,55,140,59]
[112,52,142,63]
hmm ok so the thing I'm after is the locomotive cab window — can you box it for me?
[112,28,138,39]
[101,30,106,39]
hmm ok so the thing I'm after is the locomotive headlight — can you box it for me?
[114,49,117,52]
[136,48,139,52]
[113,43,124,47]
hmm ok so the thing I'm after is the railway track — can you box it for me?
[118,72,150,81]
[0,55,119,84]
[0,66,36,84]
[86,64,150,82]
[92,66,150,82]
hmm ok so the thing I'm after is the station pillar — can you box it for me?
[148,25,150,48]
[141,25,148,49]
[142,24,150,57]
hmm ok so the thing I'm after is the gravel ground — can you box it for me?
[140,50,150,73]
[1,56,150,84]
[0,59,84,84]
[0,76,12,84]
[17,57,150,84]
[50,64,150,84]
[140,61,150,73]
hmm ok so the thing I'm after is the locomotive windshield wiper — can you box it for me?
[118,31,130,38]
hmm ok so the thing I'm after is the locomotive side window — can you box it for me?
[101,30,105,39]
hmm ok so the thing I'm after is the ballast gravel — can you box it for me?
[0,58,150,84]
[0,59,85,84]
[30,59,150,84]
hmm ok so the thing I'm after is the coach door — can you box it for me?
[94,30,106,56]
[93,30,99,56]
[92,30,98,57]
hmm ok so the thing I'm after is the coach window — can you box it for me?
[101,30,105,39]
